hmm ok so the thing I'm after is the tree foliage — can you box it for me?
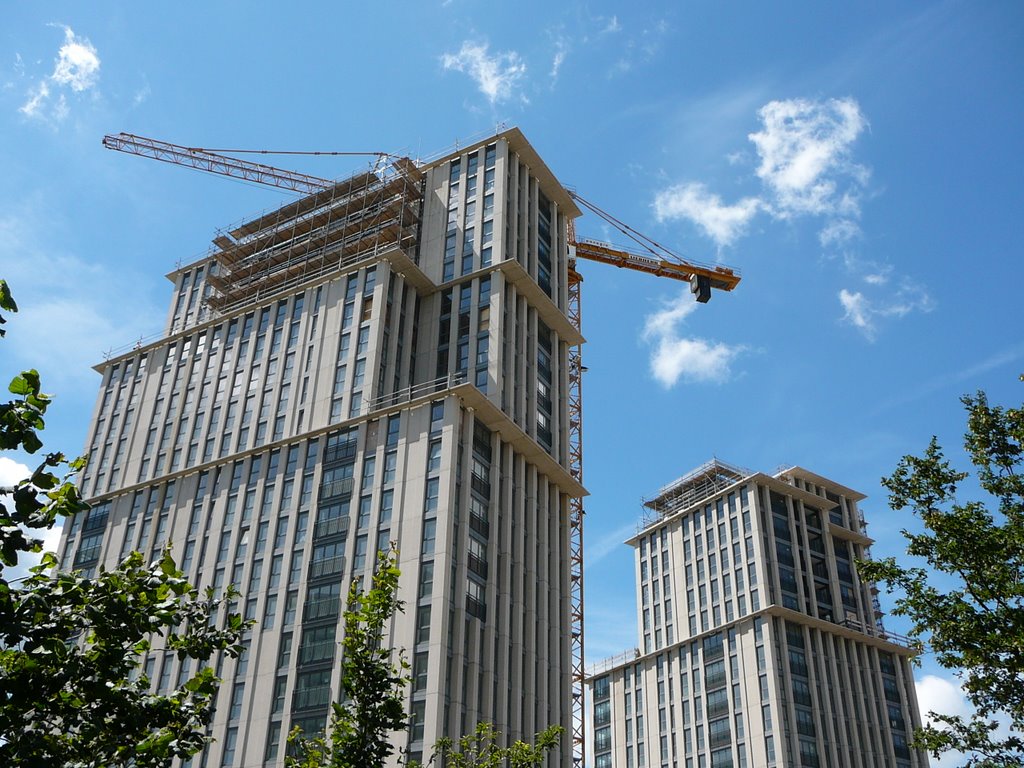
[413,722,563,768]
[287,547,409,768]
[0,279,247,767]
[859,391,1024,767]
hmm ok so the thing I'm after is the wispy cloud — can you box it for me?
[441,41,527,105]
[642,290,745,387]
[585,523,637,568]
[654,182,761,250]
[819,218,861,247]
[19,25,100,123]
[602,16,622,34]
[611,18,670,75]
[871,342,1024,415]
[838,280,934,340]
[750,97,869,220]
[0,206,163,389]
[549,35,570,85]
[132,82,152,107]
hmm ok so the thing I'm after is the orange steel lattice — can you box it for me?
[567,251,586,768]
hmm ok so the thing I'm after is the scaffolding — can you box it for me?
[641,459,752,526]
[205,157,423,314]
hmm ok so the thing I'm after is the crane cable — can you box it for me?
[569,191,692,266]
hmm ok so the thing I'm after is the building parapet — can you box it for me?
[585,648,640,678]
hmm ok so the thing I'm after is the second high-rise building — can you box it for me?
[587,460,928,768]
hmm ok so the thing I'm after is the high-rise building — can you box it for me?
[58,128,586,767]
[586,460,928,768]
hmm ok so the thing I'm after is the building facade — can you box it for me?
[586,460,928,768]
[58,129,585,767]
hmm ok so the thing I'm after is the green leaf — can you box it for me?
[9,370,41,396]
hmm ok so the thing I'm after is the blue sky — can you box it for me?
[1,2,1022,762]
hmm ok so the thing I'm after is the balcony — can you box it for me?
[308,556,346,580]
[319,477,354,500]
[314,516,349,539]
[324,440,358,464]
[467,552,489,579]
[292,685,331,712]
[304,596,341,621]
[469,513,490,539]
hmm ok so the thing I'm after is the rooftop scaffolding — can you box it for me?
[641,458,753,526]
[204,158,423,314]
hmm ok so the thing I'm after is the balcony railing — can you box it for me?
[319,477,354,500]
[469,513,490,539]
[314,516,349,539]
[308,556,346,580]
[304,597,341,621]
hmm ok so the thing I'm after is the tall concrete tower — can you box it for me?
[586,460,928,768]
[59,129,585,767]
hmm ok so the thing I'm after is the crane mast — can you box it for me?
[103,133,740,768]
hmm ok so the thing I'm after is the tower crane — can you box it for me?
[102,132,741,768]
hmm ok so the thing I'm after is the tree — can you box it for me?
[0,279,248,767]
[859,390,1024,767]
[413,722,563,768]
[287,547,410,768]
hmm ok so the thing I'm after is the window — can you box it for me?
[425,478,440,513]
[428,440,442,472]
[221,727,238,766]
[421,520,436,555]
[413,651,429,691]
[418,561,434,600]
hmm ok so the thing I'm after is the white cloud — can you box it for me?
[585,523,637,568]
[653,182,761,249]
[603,16,622,34]
[547,30,571,86]
[839,281,934,339]
[654,97,869,250]
[550,49,567,81]
[819,218,861,247]
[50,26,100,92]
[642,291,745,387]
[133,83,152,107]
[838,289,872,333]
[916,674,973,723]
[441,41,526,105]
[19,80,50,117]
[18,25,100,122]
[750,97,869,219]
[912,673,1020,768]
[1,457,65,583]
[610,17,670,75]
[0,207,163,389]
[0,457,31,487]
[915,675,972,768]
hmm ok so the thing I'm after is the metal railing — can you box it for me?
[365,372,467,414]
[585,648,640,677]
